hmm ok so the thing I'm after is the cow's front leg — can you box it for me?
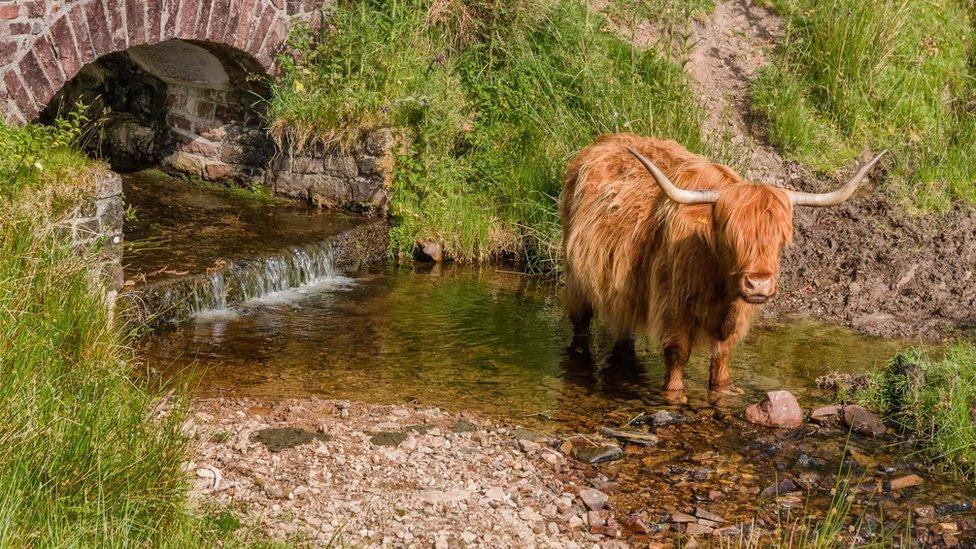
[709,339,732,390]
[662,337,690,394]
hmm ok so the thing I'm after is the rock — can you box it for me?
[252,427,329,452]
[669,512,697,523]
[842,405,886,436]
[450,419,478,433]
[809,405,842,424]
[369,431,408,447]
[796,453,824,468]
[936,502,973,516]
[460,531,477,543]
[693,507,725,523]
[419,490,471,505]
[685,523,713,536]
[762,478,798,498]
[600,427,659,446]
[572,443,624,464]
[579,488,609,511]
[913,505,936,518]
[745,391,803,428]
[414,239,445,262]
[648,410,691,426]
[621,515,651,534]
[518,440,542,452]
[889,474,923,491]
[484,486,506,502]
[586,510,607,528]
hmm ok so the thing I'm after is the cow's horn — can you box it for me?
[627,147,719,205]
[788,150,887,207]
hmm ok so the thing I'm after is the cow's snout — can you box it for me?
[741,273,775,304]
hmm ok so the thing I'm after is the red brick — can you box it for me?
[25,0,44,18]
[9,21,31,34]
[0,3,20,20]
[68,5,97,65]
[178,0,201,38]
[30,36,65,92]
[3,70,38,120]
[84,0,112,55]
[162,0,179,38]
[126,0,147,46]
[245,3,274,51]
[206,0,231,40]
[49,17,84,80]
[0,39,16,66]
[231,0,259,50]
[105,0,128,49]
[146,0,161,42]
[196,0,214,40]
[18,52,54,107]
[258,14,286,64]
[224,0,255,45]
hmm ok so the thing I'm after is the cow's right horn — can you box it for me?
[627,147,720,205]
[788,150,887,207]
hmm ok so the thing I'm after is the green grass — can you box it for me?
[856,342,976,484]
[0,116,255,545]
[750,0,976,211]
[268,0,709,270]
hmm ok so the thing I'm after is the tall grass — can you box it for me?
[0,119,206,545]
[268,0,709,270]
[751,0,976,211]
[857,342,976,484]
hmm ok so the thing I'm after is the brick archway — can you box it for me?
[1,0,313,123]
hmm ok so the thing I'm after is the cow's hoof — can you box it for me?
[663,388,687,404]
[710,384,744,396]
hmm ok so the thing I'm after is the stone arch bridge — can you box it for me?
[1,0,316,123]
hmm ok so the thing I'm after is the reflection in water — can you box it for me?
[137,265,906,432]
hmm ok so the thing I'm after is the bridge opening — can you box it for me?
[39,38,273,184]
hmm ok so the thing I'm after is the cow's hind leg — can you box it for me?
[565,274,593,350]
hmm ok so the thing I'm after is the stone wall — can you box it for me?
[268,129,398,215]
[59,167,125,306]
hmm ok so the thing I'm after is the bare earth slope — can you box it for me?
[684,0,976,339]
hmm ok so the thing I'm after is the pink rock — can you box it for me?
[810,404,843,424]
[745,390,803,428]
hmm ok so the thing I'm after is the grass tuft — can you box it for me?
[750,0,976,211]
[857,342,976,484]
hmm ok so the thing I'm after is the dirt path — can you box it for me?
[685,0,789,182]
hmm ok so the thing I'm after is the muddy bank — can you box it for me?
[770,188,976,340]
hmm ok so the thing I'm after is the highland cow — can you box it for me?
[560,133,884,394]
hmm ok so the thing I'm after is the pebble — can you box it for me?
[599,427,659,446]
[889,474,923,491]
[578,488,609,511]
[842,405,886,436]
[693,507,725,523]
[669,511,697,523]
[648,410,691,426]
[685,522,713,535]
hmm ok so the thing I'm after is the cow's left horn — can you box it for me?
[788,150,887,207]
[627,147,719,205]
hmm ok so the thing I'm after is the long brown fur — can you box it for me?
[561,134,794,393]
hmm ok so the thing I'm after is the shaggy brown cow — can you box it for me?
[561,133,884,394]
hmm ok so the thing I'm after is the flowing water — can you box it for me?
[126,171,974,534]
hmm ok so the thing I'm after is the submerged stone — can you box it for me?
[253,427,329,453]
[573,444,624,464]
[600,427,659,446]
[648,410,692,426]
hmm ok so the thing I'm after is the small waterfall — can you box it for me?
[124,240,347,325]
